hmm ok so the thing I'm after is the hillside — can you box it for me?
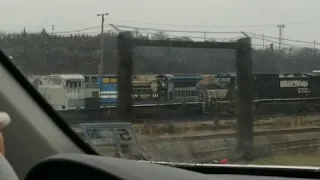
[0,32,319,75]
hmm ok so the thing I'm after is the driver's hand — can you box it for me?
[0,113,11,155]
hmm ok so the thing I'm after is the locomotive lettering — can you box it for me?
[280,80,308,88]
[206,89,228,99]
[298,87,311,94]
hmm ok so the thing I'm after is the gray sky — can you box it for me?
[1,0,320,48]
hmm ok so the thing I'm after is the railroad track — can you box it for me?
[194,138,320,157]
[72,125,320,144]
[71,125,320,162]
[194,138,320,163]
[141,127,320,142]
[69,111,320,126]
[72,116,318,134]
[121,111,320,123]
[62,109,320,125]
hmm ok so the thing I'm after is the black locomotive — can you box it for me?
[211,73,320,99]
[206,73,320,115]
[252,73,320,99]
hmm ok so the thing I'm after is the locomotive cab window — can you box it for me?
[110,78,118,83]
[66,80,82,88]
[84,76,90,83]
[91,77,98,83]
[219,77,230,83]
[48,77,62,86]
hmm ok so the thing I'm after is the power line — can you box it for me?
[110,24,241,34]
[139,27,299,48]
[107,17,320,28]
[251,36,312,48]
[246,32,320,45]
[139,28,242,41]
[52,23,319,48]
[110,24,320,46]
[55,26,100,34]
[52,23,319,45]
[52,24,320,49]
[107,24,320,45]
[131,27,315,48]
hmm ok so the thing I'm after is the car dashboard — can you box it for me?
[24,154,320,180]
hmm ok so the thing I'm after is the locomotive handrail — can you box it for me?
[254,97,320,102]
[215,97,320,104]
[85,83,99,88]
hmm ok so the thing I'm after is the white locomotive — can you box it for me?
[37,74,85,110]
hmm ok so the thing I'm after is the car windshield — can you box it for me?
[3,0,320,167]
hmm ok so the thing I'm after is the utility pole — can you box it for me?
[262,34,265,49]
[204,32,206,41]
[97,12,109,79]
[314,40,316,52]
[22,27,27,71]
[51,25,55,35]
[23,27,26,55]
[276,24,285,51]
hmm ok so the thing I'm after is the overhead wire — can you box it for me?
[107,18,320,28]
[110,24,320,46]
[138,29,241,41]
[55,25,100,34]
[52,23,318,49]
[246,32,320,45]
[52,22,319,45]
[251,36,314,48]
[111,24,241,34]
[115,24,318,48]
[137,28,310,50]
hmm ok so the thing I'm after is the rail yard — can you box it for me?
[25,72,320,163]
[3,3,320,177]
[71,114,320,163]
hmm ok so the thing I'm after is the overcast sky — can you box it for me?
[1,0,319,48]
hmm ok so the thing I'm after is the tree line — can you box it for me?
[0,30,319,75]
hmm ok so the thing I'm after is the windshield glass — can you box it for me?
[4,0,320,166]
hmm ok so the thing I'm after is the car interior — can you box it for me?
[0,49,319,180]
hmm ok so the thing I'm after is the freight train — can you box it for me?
[202,73,320,115]
[30,73,204,108]
[83,74,203,107]
[29,72,320,122]
[204,73,320,100]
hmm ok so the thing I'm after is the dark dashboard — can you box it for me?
[25,154,320,180]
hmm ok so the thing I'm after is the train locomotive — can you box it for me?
[33,72,320,123]
[253,73,320,99]
[204,73,320,115]
[55,74,204,123]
